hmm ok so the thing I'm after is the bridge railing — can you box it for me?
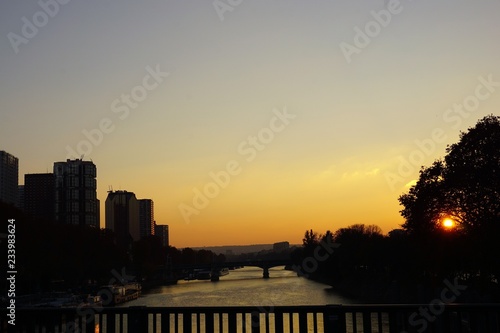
[3,304,500,333]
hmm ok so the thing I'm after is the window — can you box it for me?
[68,176,78,187]
[85,190,95,200]
[84,165,96,176]
[67,202,79,213]
[86,215,96,227]
[85,202,95,213]
[84,177,96,188]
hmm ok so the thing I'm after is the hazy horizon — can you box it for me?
[1,0,499,247]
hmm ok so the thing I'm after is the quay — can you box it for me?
[2,303,500,332]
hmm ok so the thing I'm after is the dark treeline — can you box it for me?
[0,203,223,295]
[227,248,295,262]
[291,224,500,303]
[292,115,500,303]
[167,246,225,266]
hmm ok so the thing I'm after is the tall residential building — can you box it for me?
[17,185,25,210]
[24,173,55,222]
[139,199,155,239]
[105,190,140,249]
[0,150,19,205]
[154,224,169,248]
[54,159,99,228]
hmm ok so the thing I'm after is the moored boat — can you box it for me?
[101,282,141,306]
[196,270,212,280]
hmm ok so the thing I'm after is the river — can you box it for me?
[113,267,367,332]
[122,266,353,307]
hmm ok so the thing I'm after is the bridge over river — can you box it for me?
[175,259,293,279]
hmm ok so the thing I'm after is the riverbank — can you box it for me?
[315,275,500,304]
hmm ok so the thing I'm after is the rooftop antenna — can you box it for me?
[80,154,84,161]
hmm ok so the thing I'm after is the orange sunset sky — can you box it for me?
[1,1,499,247]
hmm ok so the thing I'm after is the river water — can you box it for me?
[114,267,360,332]
[123,266,354,308]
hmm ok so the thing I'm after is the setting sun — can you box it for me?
[443,218,455,229]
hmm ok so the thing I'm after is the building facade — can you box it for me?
[154,224,169,248]
[0,150,19,205]
[17,185,24,210]
[54,159,99,228]
[24,173,55,222]
[139,199,155,239]
[273,241,290,252]
[105,190,140,249]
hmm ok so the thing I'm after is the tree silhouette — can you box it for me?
[321,230,335,245]
[399,160,448,235]
[399,115,500,282]
[333,224,385,277]
[399,115,500,235]
[302,229,320,248]
[444,115,500,234]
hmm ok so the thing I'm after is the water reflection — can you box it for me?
[121,266,353,308]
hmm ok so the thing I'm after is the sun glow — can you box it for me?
[443,218,455,229]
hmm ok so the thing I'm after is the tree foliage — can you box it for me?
[293,116,500,302]
[399,115,500,235]
[398,115,500,283]
[302,229,320,248]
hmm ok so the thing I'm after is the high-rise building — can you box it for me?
[54,159,99,228]
[154,224,169,248]
[105,190,140,249]
[0,150,19,205]
[139,199,155,239]
[24,173,55,222]
[17,185,24,210]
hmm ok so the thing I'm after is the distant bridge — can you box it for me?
[174,259,293,278]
